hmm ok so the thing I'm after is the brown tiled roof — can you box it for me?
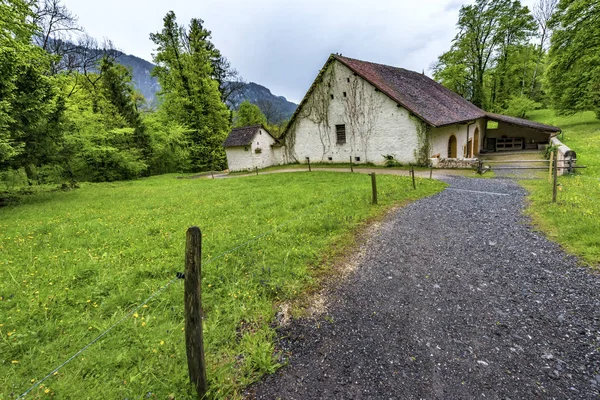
[223,125,276,147]
[485,112,560,133]
[283,54,560,137]
[333,55,486,127]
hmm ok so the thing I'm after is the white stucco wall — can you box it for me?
[225,128,284,171]
[285,61,421,165]
[430,118,486,159]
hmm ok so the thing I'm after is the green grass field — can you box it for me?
[0,172,444,399]
[522,110,600,266]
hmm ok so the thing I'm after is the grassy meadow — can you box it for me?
[522,110,600,266]
[0,172,444,399]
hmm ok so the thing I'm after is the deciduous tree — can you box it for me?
[150,11,230,171]
[547,0,600,118]
[234,101,267,127]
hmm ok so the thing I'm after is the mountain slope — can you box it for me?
[226,82,298,123]
[115,53,297,121]
[114,52,161,104]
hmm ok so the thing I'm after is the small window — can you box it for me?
[330,94,334,100]
[343,92,347,97]
[355,156,360,162]
[487,121,499,129]
[336,124,346,144]
[328,156,333,161]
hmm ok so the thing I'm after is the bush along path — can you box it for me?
[249,177,600,399]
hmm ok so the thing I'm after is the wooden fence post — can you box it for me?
[552,157,558,203]
[184,227,207,399]
[411,166,416,190]
[548,151,554,183]
[429,166,433,179]
[370,173,377,205]
[306,157,311,172]
[350,156,354,173]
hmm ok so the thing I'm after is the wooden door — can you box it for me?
[448,135,457,158]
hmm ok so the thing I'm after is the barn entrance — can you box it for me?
[482,115,557,153]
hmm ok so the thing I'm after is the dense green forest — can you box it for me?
[1,0,598,188]
[0,0,277,187]
[433,0,599,119]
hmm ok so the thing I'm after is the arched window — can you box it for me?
[448,135,457,158]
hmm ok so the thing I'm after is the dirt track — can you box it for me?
[249,177,600,399]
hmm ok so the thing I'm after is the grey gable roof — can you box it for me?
[223,125,276,147]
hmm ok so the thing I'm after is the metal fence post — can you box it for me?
[184,227,207,398]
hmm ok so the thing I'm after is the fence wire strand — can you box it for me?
[17,185,357,398]
[17,276,180,399]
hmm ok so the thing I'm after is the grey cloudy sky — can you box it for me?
[62,0,537,104]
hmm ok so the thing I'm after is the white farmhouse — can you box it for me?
[223,125,284,172]
[281,54,560,166]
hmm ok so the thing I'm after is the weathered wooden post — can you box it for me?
[548,151,554,183]
[255,166,259,176]
[350,156,354,173]
[477,159,483,175]
[306,157,311,172]
[411,166,416,190]
[429,166,433,179]
[370,173,377,205]
[552,157,558,203]
[184,227,207,398]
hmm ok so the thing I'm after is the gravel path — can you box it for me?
[249,177,600,399]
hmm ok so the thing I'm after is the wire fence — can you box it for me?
[14,182,374,398]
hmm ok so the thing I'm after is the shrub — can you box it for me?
[382,154,402,167]
[504,96,542,119]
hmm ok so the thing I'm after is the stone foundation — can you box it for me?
[431,158,478,169]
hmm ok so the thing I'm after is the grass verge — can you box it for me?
[0,172,445,399]
[521,110,600,267]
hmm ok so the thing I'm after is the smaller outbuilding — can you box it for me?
[223,125,284,172]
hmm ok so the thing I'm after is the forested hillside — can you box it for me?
[432,0,599,120]
[1,0,278,188]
